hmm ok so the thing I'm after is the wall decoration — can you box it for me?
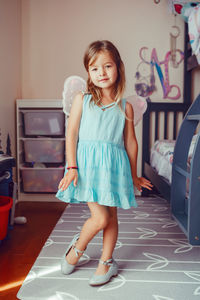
[170,24,181,68]
[135,47,184,100]
[135,60,156,98]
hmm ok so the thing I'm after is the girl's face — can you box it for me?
[88,51,118,92]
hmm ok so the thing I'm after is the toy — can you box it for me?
[188,4,200,63]
[62,76,147,126]
[174,2,200,64]
[178,2,199,22]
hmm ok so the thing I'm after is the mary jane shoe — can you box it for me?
[89,258,118,286]
[61,233,84,275]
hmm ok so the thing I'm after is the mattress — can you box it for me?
[150,135,197,183]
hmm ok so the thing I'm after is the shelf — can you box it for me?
[174,165,190,178]
[173,212,188,236]
[187,114,200,121]
[19,137,65,141]
[16,99,63,108]
[20,109,63,113]
[171,94,200,245]
[19,165,65,170]
[18,193,60,202]
[16,99,66,201]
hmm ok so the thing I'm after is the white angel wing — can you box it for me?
[62,75,87,116]
[62,77,146,127]
[126,95,147,126]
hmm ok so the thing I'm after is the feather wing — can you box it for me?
[62,76,86,116]
[126,95,147,125]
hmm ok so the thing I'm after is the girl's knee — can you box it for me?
[88,203,112,230]
[92,214,109,230]
[91,211,110,230]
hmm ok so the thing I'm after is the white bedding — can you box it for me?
[150,135,197,183]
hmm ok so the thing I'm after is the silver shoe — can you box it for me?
[61,233,84,275]
[89,258,118,286]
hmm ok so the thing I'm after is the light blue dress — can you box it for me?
[56,94,137,209]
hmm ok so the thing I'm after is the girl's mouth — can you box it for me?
[99,78,109,82]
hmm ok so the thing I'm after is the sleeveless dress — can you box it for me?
[56,94,137,209]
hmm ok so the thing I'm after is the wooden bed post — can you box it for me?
[183,23,192,105]
[142,98,151,177]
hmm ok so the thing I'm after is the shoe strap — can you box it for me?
[99,258,113,266]
[72,244,84,257]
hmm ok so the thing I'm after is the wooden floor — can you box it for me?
[0,201,67,300]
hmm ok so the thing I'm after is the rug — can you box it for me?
[17,196,200,300]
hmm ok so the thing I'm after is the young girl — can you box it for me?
[56,40,152,286]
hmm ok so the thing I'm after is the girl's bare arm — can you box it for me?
[59,92,84,191]
[124,101,152,192]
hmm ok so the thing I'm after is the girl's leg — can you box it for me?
[66,202,110,265]
[94,206,118,275]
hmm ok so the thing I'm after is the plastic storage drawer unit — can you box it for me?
[23,138,65,163]
[21,166,64,193]
[23,110,65,136]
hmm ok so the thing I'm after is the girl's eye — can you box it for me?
[106,65,112,68]
[91,68,97,72]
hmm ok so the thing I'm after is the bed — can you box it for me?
[150,135,197,186]
[142,23,200,245]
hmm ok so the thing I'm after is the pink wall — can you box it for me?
[0,0,21,156]
[21,0,185,101]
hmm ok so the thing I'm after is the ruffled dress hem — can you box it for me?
[56,187,137,210]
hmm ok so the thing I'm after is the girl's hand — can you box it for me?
[58,169,78,191]
[133,176,153,192]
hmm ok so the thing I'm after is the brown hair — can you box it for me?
[83,40,126,106]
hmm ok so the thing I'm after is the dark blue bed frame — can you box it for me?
[142,101,190,201]
[142,24,200,245]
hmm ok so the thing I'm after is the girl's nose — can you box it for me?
[99,67,105,76]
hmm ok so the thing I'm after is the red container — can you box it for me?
[0,196,13,240]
